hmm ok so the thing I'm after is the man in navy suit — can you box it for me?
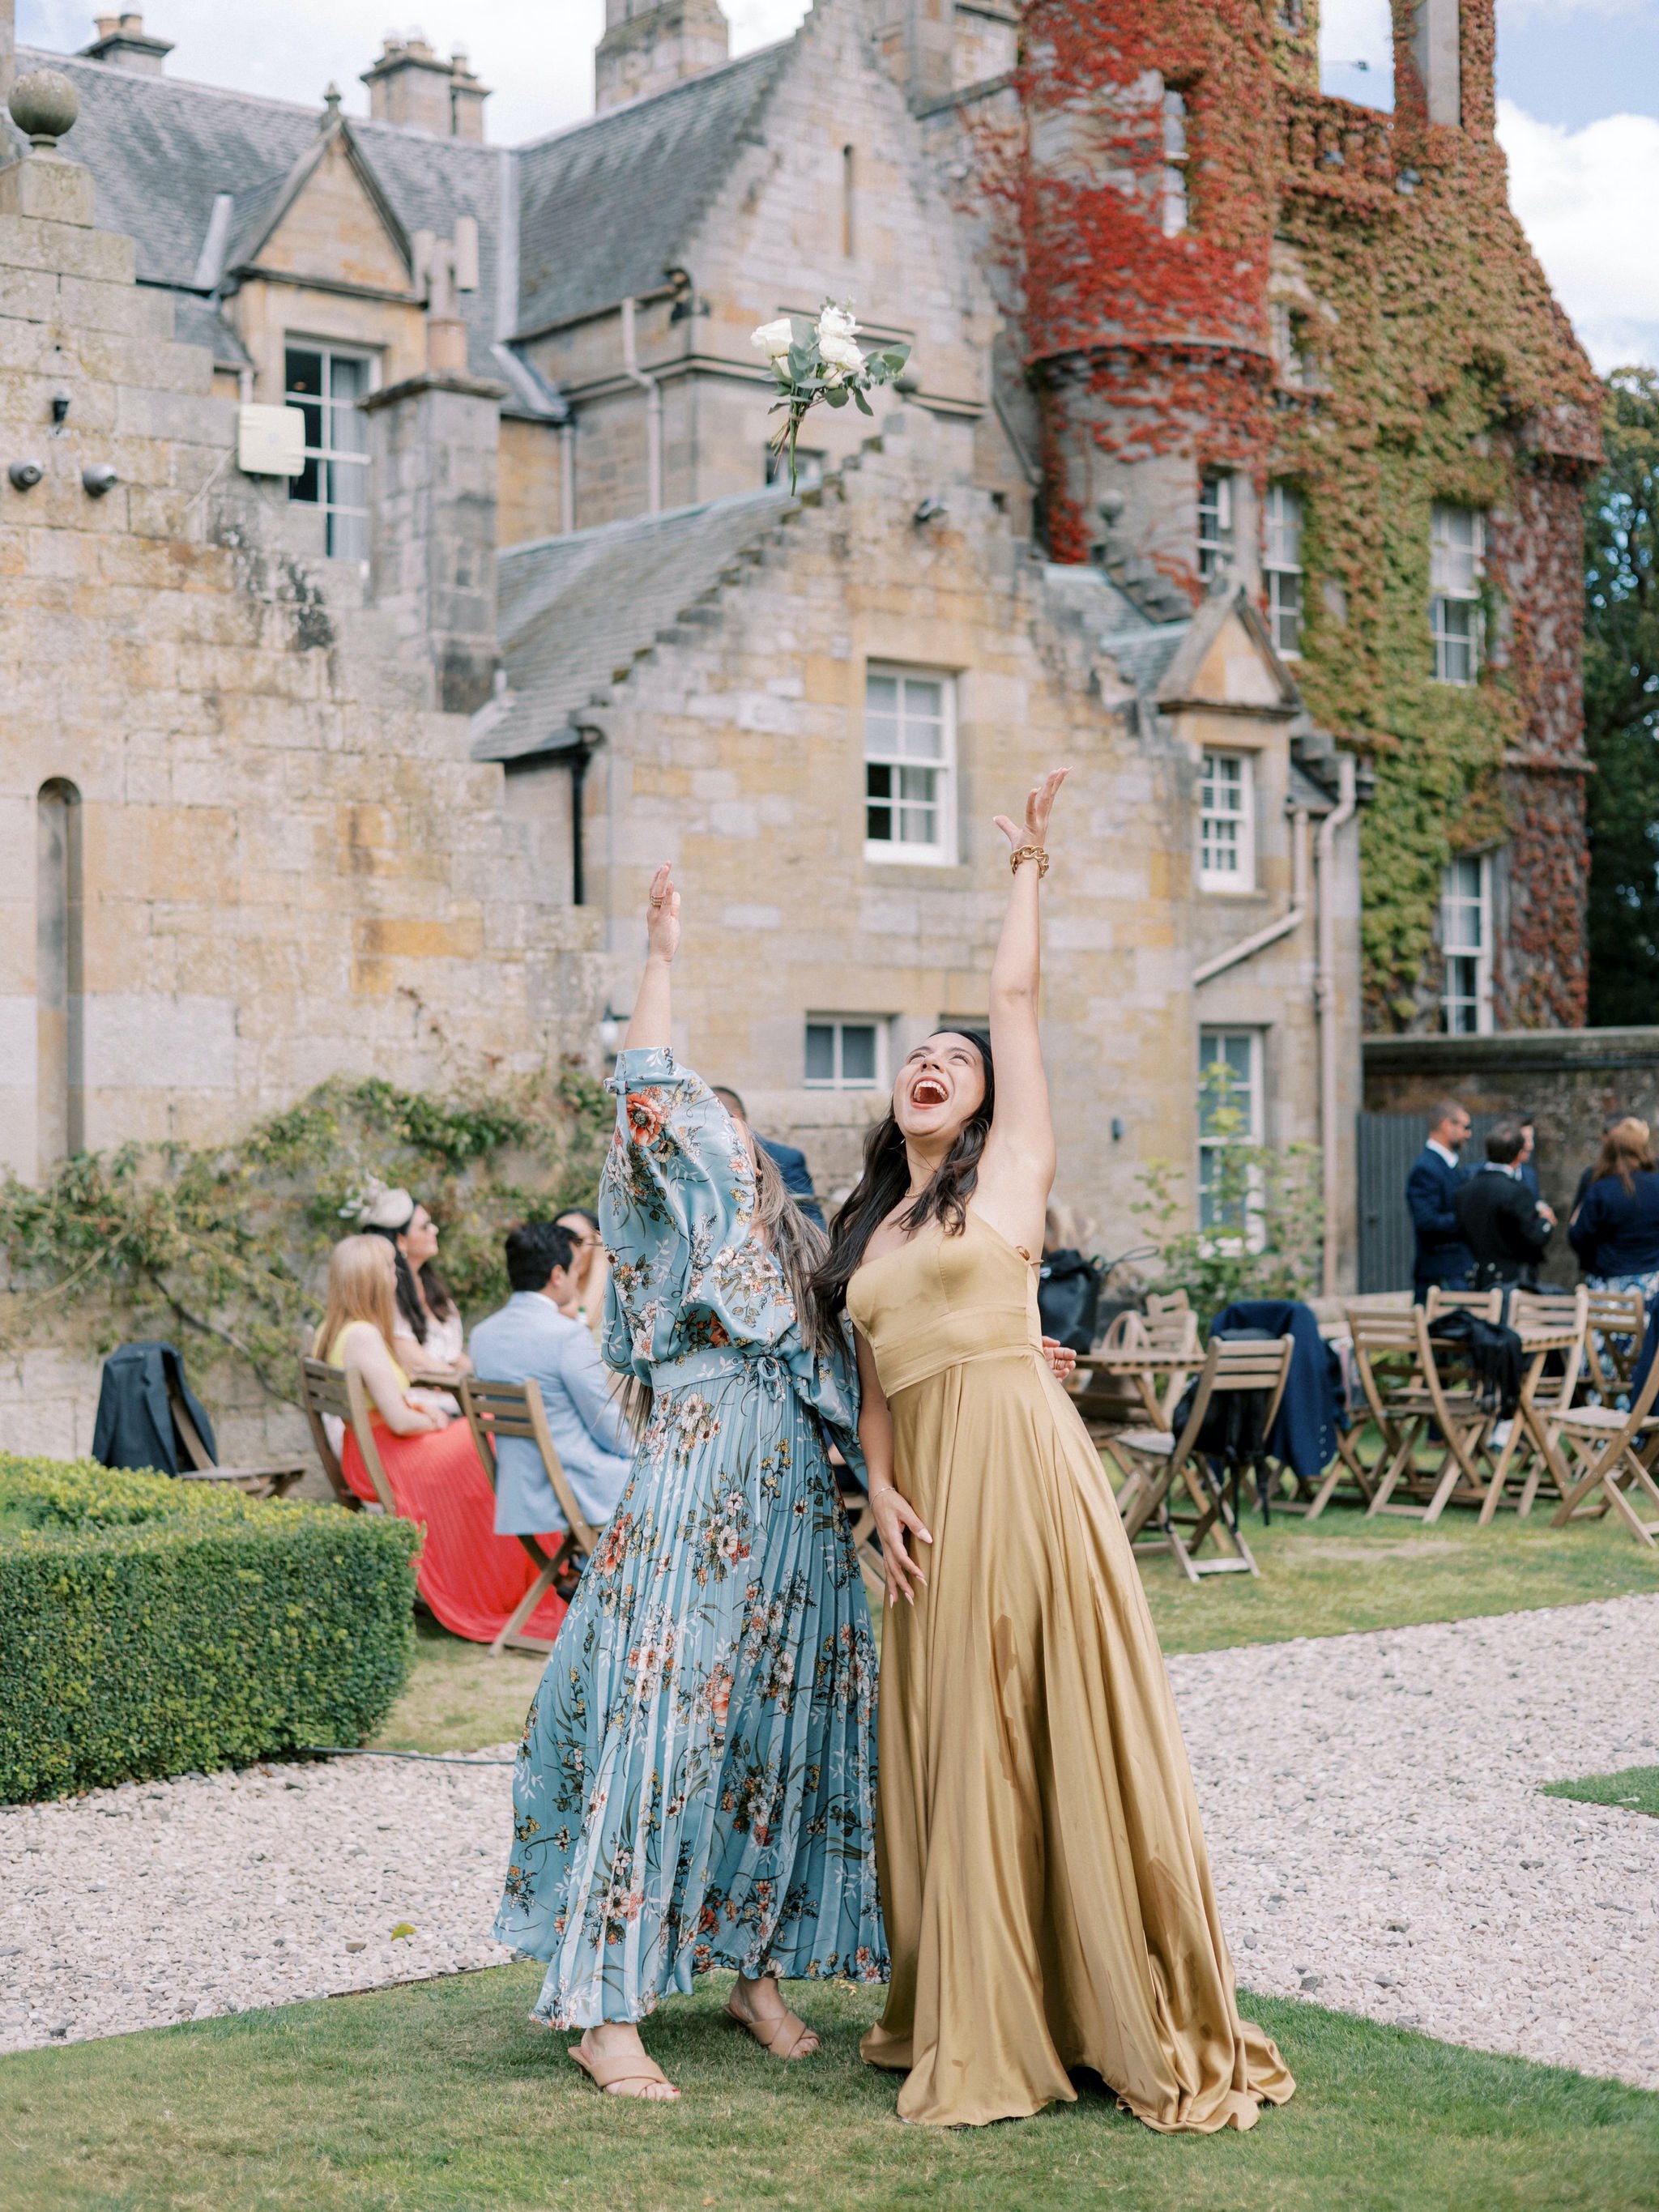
[1406,1099,1473,1302]
[713,1086,826,1230]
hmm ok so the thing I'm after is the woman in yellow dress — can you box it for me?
[815,769,1295,2132]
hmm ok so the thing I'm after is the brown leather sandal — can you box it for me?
[723,1988,820,2060]
[569,2038,680,2099]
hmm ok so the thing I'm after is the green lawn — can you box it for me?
[4,1967,1657,2212]
[1544,1764,1659,1818]
[370,1501,1659,1758]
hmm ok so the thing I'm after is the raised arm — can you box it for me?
[624,862,680,1049]
[974,769,1068,1252]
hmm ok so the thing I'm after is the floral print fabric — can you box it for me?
[493,1047,885,2025]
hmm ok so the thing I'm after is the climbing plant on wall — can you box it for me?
[1584,368,1659,1025]
[0,1071,612,1406]
[962,0,1599,1029]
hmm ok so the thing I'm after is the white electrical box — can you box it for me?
[237,404,307,478]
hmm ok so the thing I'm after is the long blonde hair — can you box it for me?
[313,1234,399,1361]
[1593,1116,1656,1196]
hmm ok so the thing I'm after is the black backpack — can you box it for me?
[1037,1248,1106,1351]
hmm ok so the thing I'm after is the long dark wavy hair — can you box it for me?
[812,1029,995,1316]
[363,1221,454,1345]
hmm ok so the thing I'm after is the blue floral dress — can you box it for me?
[493,1047,886,2027]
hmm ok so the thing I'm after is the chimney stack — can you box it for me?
[79,11,173,74]
[361,32,490,139]
[595,0,728,114]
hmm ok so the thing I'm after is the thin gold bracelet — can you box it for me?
[1009,843,1050,878]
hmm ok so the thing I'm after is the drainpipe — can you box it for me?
[1192,807,1310,985]
[1316,752,1359,1297]
[619,296,663,516]
[559,420,576,535]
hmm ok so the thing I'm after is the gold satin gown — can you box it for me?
[849,1212,1294,2130]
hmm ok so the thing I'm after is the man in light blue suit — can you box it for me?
[469,1221,633,1538]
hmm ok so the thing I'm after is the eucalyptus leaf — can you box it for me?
[853,387,873,416]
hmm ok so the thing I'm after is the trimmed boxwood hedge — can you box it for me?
[0,1453,420,1804]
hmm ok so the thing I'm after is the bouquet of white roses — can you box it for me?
[751,300,910,492]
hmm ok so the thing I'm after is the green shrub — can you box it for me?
[0,1453,419,1804]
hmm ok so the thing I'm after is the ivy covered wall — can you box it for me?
[983,0,1600,1030]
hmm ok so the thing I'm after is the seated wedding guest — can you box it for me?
[1569,1118,1659,1300]
[1454,1119,1555,1289]
[358,1182,471,1386]
[469,1221,633,1539]
[712,1085,825,1230]
[315,1234,565,1646]
[554,1204,610,1349]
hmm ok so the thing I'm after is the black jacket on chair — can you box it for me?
[1406,1146,1473,1290]
[91,1341,217,1476]
[1454,1166,1552,1289]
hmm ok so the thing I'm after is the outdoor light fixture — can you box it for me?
[598,1006,627,1055]
[7,460,43,489]
[49,390,71,427]
[912,497,947,528]
[81,463,117,497]
[1111,1117,1125,1142]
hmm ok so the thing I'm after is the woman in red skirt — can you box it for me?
[313,1234,565,1646]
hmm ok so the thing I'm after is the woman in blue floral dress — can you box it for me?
[495,864,885,2100]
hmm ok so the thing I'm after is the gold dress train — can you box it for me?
[848,1212,1294,2130]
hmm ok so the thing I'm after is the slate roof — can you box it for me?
[11,48,507,385]
[162,288,253,368]
[475,488,792,762]
[1097,624,1188,697]
[514,45,789,336]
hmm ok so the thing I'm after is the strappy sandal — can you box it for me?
[569,2038,680,2099]
[724,1988,820,2060]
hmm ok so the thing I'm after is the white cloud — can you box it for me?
[1499,96,1659,369]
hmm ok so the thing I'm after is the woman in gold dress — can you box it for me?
[815,769,1295,2132]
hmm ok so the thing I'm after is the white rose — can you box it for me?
[817,331,864,382]
[816,301,858,345]
[750,318,795,361]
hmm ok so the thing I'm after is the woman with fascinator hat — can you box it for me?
[356,1181,471,1383]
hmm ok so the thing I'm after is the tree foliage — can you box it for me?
[1585,368,1659,1025]
[0,1071,613,1404]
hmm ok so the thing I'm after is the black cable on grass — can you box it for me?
[297,1747,517,1767]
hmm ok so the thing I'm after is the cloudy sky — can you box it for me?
[17,0,1657,372]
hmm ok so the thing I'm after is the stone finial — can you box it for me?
[322,82,343,125]
[9,68,79,150]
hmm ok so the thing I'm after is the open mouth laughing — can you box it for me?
[911,1074,949,1108]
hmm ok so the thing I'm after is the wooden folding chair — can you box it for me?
[1424,1285,1506,1325]
[1580,1289,1649,1403]
[300,1356,394,1511]
[458,1377,599,1657]
[1481,1287,1587,1522]
[168,1369,307,1498]
[1108,1335,1293,1583]
[1348,1306,1495,1524]
[1547,1322,1659,1548]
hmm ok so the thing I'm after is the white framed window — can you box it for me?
[864,666,956,864]
[804,1016,888,1089]
[1430,502,1485,684]
[766,445,824,491]
[1441,854,1493,1035]
[1199,749,1255,892]
[285,343,374,559]
[1161,87,1189,237]
[1197,471,1233,579]
[1198,1029,1263,1235]
[1264,483,1304,657]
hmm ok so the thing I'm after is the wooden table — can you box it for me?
[1478,1324,1580,1524]
[1081,1349,1201,1431]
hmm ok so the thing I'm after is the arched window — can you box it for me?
[36,778,83,1169]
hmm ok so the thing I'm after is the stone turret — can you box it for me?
[595,0,729,113]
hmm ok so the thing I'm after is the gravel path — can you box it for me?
[4,1596,1658,2088]
[1171,1592,1659,2091]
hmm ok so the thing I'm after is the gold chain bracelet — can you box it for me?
[1009,843,1050,878]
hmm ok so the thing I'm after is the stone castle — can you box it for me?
[0,2,1593,1451]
